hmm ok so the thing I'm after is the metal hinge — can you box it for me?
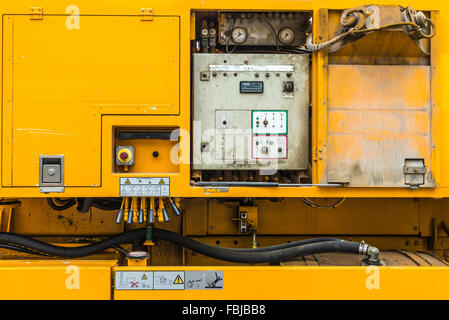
[30,7,43,20]
[140,8,154,21]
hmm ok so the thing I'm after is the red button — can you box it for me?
[119,152,128,160]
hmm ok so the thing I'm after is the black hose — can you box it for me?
[47,198,76,211]
[0,229,146,258]
[0,244,47,256]
[219,237,342,252]
[0,229,361,263]
[151,228,360,264]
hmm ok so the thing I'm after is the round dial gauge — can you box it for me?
[231,27,248,44]
[278,27,295,45]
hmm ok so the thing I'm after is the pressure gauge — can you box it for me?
[231,27,248,44]
[278,27,295,45]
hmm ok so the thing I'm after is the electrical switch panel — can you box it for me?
[193,53,309,170]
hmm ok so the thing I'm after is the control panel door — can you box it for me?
[2,15,180,187]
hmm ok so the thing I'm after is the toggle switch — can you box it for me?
[283,81,294,92]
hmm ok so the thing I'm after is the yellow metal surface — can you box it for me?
[2,13,180,187]
[113,266,449,300]
[0,260,116,300]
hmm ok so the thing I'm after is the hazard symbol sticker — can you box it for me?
[154,271,185,290]
[119,177,170,197]
[115,271,153,290]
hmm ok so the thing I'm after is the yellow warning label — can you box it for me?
[159,179,165,185]
[142,274,147,280]
[173,274,183,285]
[125,179,131,185]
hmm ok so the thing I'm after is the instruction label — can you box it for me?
[115,271,154,290]
[119,177,170,197]
[115,270,223,290]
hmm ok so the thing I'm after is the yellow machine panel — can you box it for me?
[2,14,180,187]
[0,0,447,302]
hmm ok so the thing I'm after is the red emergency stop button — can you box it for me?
[116,147,134,165]
[119,152,129,160]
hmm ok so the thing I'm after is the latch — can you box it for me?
[403,158,426,189]
[29,7,43,20]
[39,155,64,193]
[140,8,154,21]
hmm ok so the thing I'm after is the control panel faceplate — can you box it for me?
[193,53,309,170]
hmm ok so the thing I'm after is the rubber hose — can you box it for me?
[47,198,76,211]
[151,228,360,263]
[0,229,360,263]
[0,229,146,258]
[0,230,339,255]
[0,244,46,256]
[219,237,342,252]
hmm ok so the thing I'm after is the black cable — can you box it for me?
[47,197,122,212]
[300,197,345,209]
[151,228,361,263]
[0,244,47,256]
[0,229,361,264]
[222,237,342,252]
[262,17,280,50]
[47,198,76,211]
[0,229,146,258]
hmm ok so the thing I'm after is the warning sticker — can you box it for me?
[115,270,222,290]
[115,271,154,290]
[119,177,170,197]
[154,271,185,290]
[205,271,224,289]
[185,271,205,290]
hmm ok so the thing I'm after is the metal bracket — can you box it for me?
[30,7,43,20]
[403,158,426,189]
[233,206,258,233]
[140,8,154,21]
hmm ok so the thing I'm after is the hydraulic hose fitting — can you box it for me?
[170,198,181,216]
[251,229,258,249]
[127,197,135,224]
[148,197,155,224]
[158,198,170,222]
[359,241,384,266]
[115,198,125,224]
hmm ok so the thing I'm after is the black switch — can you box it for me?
[283,81,294,92]
[152,151,159,158]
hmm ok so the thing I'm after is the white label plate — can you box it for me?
[119,177,170,197]
[209,64,294,72]
[115,271,154,290]
[154,271,185,290]
[115,271,223,290]
[252,136,288,159]
[252,110,288,135]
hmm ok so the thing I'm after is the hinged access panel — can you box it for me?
[2,14,180,187]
